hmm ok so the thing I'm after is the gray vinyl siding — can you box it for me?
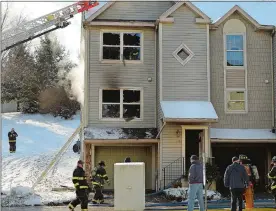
[161,5,208,101]
[226,69,245,88]
[273,33,276,125]
[87,26,156,128]
[210,13,273,129]
[96,1,173,21]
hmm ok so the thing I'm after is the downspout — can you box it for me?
[156,120,166,139]
[207,24,210,101]
[272,29,275,131]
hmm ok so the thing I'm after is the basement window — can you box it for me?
[101,32,142,62]
[100,89,142,120]
[172,43,194,66]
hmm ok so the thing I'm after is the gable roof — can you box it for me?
[85,0,210,23]
[213,5,274,30]
[86,1,115,22]
[159,1,211,22]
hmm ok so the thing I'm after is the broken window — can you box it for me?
[103,33,120,60]
[101,89,141,119]
[123,33,141,60]
[123,90,141,119]
[102,90,120,118]
[102,32,141,61]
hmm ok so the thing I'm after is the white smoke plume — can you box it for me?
[66,61,84,106]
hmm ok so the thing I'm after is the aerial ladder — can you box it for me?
[1,1,99,52]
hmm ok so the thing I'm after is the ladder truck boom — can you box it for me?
[1,1,99,52]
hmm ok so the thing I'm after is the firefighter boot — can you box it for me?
[244,186,254,209]
[68,203,75,211]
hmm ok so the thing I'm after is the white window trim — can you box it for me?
[172,43,194,66]
[99,30,144,64]
[225,89,248,114]
[99,87,144,121]
[225,33,246,69]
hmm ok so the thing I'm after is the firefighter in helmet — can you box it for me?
[91,160,110,204]
[239,154,256,209]
[268,156,276,208]
[68,160,90,211]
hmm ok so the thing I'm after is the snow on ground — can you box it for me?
[163,187,221,201]
[2,112,81,206]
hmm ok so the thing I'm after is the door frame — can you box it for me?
[181,125,211,172]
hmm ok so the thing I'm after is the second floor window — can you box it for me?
[226,35,244,67]
[102,32,141,61]
[100,89,142,120]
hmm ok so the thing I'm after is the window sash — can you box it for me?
[102,32,141,61]
[226,91,246,112]
[101,89,141,119]
[225,35,244,67]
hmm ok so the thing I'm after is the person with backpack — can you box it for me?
[91,161,110,204]
[224,156,249,211]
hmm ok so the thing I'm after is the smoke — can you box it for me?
[66,62,84,106]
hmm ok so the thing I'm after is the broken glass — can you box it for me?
[102,104,120,118]
[103,47,120,60]
[123,105,140,118]
[103,33,120,45]
[102,90,120,103]
[123,47,140,60]
[123,90,140,103]
[123,33,141,46]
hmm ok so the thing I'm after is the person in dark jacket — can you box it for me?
[91,161,109,204]
[124,157,131,163]
[68,160,90,211]
[224,156,249,211]
[8,128,18,153]
[187,155,204,211]
[268,156,276,208]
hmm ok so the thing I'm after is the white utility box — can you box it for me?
[114,162,145,211]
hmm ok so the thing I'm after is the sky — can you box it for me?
[3,1,276,62]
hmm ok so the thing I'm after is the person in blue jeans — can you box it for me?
[187,155,204,211]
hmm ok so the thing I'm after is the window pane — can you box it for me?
[227,35,243,50]
[103,33,120,45]
[102,104,120,118]
[177,49,189,61]
[123,105,140,118]
[102,90,120,103]
[123,90,140,103]
[123,33,141,46]
[123,47,140,60]
[103,47,120,60]
[229,91,244,101]
[227,51,244,66]
[227,101,245,111]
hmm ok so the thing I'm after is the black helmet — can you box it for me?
[98,160,105,166]
[124,157,131,163]
[272,156,276,163]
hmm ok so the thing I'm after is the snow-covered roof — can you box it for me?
[161,101,218,122]
[210,128,276,140]
[84,127,158,140]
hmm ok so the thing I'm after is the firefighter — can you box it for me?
[239,154,255,209]
[91,160,110,204]
[8,128,18,153]
[68,160,90,211]
[268,156,276,208]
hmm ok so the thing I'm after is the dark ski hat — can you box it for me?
[190,155,199,161]
[77,160,84,165]
[232,156,239,162]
